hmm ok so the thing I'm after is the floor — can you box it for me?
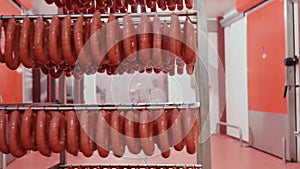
[4,135,300,169]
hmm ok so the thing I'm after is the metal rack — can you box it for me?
[58,164,202,169]
[0,0,210,169]
[0,103,201,111]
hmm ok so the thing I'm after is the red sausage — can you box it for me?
[0,110,9,154]
[170,109,185,151]
[5,19,21,70]
[182,109,196,154]
[65,110,79,155]
[107,14,122,66]
[74,16,90,71]
[157,0,167,10]
[110,110,125,157]
[169,13,182,61]
[154,109,170,158]
[122,14,137,62]
[0,20,5,63]
[34,17,50,65]
[20,109,37,150]
[96,110,111,157]
[125,110,141,154]
[185,0,193,9]
[162,22,171,73]
[49,111,66,153]
[79,110,94,157]
[62,16,76,66]
[137,14,152,67]
[183,17,197,75]
[90,12,106,68]
[45,0,55,4]
[36,110,51,156]
[49,16,63,65]
[8,110,26,157]
[152,15,163,69]
[176,0,183,10]
[20,17,34,68]
[167,0,176,10]
[49,67,63,78]
[139,109,155,156]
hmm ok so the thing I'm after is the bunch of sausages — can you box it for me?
[44,0,194,14]
[0,12,196,78]
[0,108,199,158]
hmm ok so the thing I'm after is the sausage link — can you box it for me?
[49,67,63,78]
[62,16,76,66]
[183,17,197,75]
[157,0,167,10]
[79,110,94,157]
[146,0,154,8]
[96,0,106,9]
[36,110,51,156]
[162,23,171,73]
[139,109,154,156]
[5,19,21,70]
[49,16,63,65]
[20,109,37,150]
[170,109,185,151]
[192,108,200,148]
[34,17,50,65]
[124,110,141,154]
[106,0,113,7]
[116,0,124,9]
[176,0,183,10]
[8,110,26,157]
[107,14,122,66]
[20,17,34,68]
[0,110,9,154]
[152,15,163,69]
[182,109,196,154]
[167,0,176,10]
[185,0,193,9]
[74,16,90,72]
[0,20,5,63]
[154,109,170,158]
[96,110,110,157]
[49,111,66,153]
[91,12,106,68]
[110,110,125,157]
[65,0,74,11]
[170,13,182,61]
[137,14,152,67]
[65,110,79,155]
[55,0,65,7]
[45,0,55,4]
[122,14,137,62]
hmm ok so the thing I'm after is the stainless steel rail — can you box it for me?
[216,122,243,147]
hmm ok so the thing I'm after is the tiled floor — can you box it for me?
[6,135,300,169]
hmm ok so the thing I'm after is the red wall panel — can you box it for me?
[0,0,21,15]
[247,0,287,114]
[236,0,266,13]
[0,65,23,103]
[16,0,32,10]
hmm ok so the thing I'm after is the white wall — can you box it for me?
[225,18,249,141]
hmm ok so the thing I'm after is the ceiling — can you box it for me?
[207,0,236,18]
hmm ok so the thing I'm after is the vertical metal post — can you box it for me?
[195,0,211,169]
[284,0,298,161]
[1,154,6,169]
[58,75,66,165]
